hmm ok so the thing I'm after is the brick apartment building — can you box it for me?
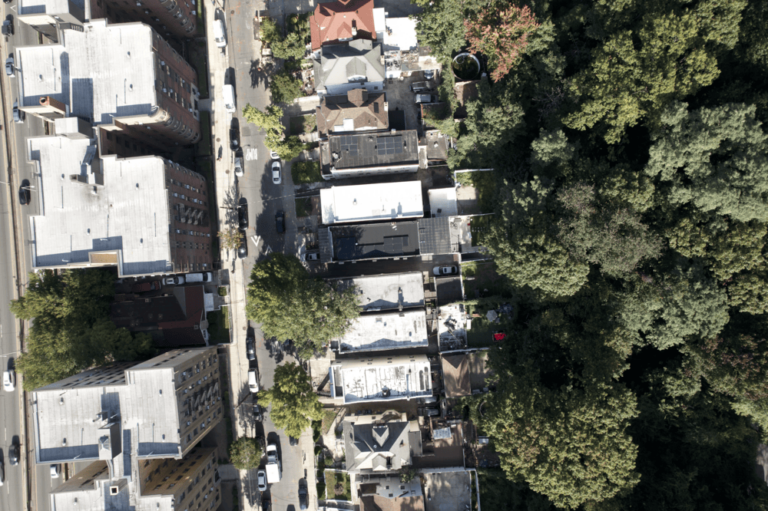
[15,20,201,153]
[17,0,197,42]
[27,128,212,276]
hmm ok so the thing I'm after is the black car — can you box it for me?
[238,202,248,230]
[18,179,30,206]
[275,210,285,234]
[5,53,14,77]
[1,18,13,36]
[237,232,248,258]
[9,438,19,466]
[289,436,298,446]
[229,119,240,151]
[253,403,263,421]
[298,480,308,510]
[246,337,256,361]
[12,100,24,123]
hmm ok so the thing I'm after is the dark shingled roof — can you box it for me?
[329,221,420,261]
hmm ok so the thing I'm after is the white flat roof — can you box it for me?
[28,135,173,276]
[428,188,458,217]
[331,272,425,311]
[373,9,418,53]
[437,303,468,350]
[17,20,156,122]
[338,310,428,353]
[320,181,423,225]
[332,355,433,404]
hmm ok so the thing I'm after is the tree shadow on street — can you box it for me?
[250,60,267,88]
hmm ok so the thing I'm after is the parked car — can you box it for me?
[423,69,435,80]
[229,121,240,151]
[271,160,281,185]
[246,337,256,361]
[410,81,432,93]
[238,202,249,230]
[13,100,24,123]
[163,276,184,286]
[2,18,13,36]
[253,403,263,421]
[415,93,438,104]
[238,233,248,258]
[9,438,19,466]
[257,469,267,492]
[275,210,285,234]
[50,464,60,479]
[270,150,279,160]
[0,456,4,486]
[433,266,458,276]
[18,180,30,206]
[234,154,244,177]
[131,280,160,293]
[248,369,259,393]
[298,480,308,510]
[5,54,14,77]
[3,369,14,392]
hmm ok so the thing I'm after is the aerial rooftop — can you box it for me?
[330,272,425,311]
[324,130,419,171]
[336,310,428,353]
[323,220,421,261]
[320,181,424,225]
[27,134,176,276]
[330,355,433,404]
[316,88,388,138]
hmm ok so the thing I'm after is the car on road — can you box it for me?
[9,438,19,466]
[50,464,60,478]
[2,18,13,36]
[234,154,244,177]
[298,480,308,510]
[163,276,184,286]
[229,125,240,151]
[3,369,14,392]
[433,266,458,276]
[248,369,259,393]
[271,160,281,185]
[5,53,14,77]
[13,100,24,123]
[275,210,285,234]
[246,337,256,361]
[289,436,298,446]
[238,202,249,230]
[270,150,279,160]
[257,469,267,492]
[0,456,4,486]
[238,233,248,258]
[253,403,263,421]
[18,180,30,206]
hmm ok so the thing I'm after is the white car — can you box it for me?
[433,266,458,276]
[234,156,244,177]
[270,150,279,160]
[50,464,60,479]
[163,276,184,286]
[3,370,14,392]
[271,161,281,185]
[257,469,267,492]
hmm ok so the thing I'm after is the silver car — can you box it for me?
[271,160,281,185]
[257,469,267,492]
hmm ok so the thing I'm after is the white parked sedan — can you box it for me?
[270,150,280,160]
[433,266,458,276]
[3,370,14,392]
[271,160,281,185]
[50,464,60,478]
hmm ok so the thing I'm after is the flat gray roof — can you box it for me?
[331,355,433,404]
[18,0,84,18]
[17,20,156,123]
[331,272,425,311]
[28,135,173,276]
[328,130,419,170]
[337,310,428,353]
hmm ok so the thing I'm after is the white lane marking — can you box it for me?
[245,148,258,161]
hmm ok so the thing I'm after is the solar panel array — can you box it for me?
[377,135,403,156]
[339,135,359,156]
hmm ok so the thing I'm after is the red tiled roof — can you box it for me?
[310,0,376,52]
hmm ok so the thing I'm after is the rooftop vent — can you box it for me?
[110,485,119,495]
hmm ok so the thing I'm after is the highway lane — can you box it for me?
[0,6,59,511]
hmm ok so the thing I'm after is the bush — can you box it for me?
[218,287,228,297]
[271,69,303,104]
[291,161,322,184]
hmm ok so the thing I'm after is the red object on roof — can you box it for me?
[309,0,376,52]
[493,332,506,342]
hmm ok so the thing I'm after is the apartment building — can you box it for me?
[18,0,197,42]
[34,348,223,511]
[16,20,201,151]
[27,130,212,276]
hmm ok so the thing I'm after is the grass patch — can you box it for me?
[207,306,230,343]
[290,115,317,135]
[197,111,211,156]
[462,261,509,299]
[324,470,351,501]
[191,41,209,99]
[295,197,311,218]
[291,161,322,184]
[316,481,326,501]
[312,420,322,443]
[321,408,337,434]
[218,286,228,297]
[455,170,496,212]
[464,297,514,348]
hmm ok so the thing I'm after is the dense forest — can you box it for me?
[414,0,768,508]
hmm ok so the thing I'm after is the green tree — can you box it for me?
[260,17,282,46]
[12,270,155,390]
[270,69,303,104]
[258,363,322,439]
[242,104,284,133]
[219,228,244,253]
[246,254,359,357]
[229,437,262,470]
[272,31,306,61]
[269,134,307,161]
[412,0,469,59]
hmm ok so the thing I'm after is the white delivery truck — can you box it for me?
[185,272,213,283]
[223,85,236,113]
[213,19,227,48]
[265,443,281,483]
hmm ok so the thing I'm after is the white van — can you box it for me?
[186,272,213,283]
[213,19,227,48]
[223,84,236,113]
[248,370,259,393]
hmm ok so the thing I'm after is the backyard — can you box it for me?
[324,470,351,501]
[207,306,230,343]
[464,297,515,348]
[456,170,496,212]
[291,161,322,184]
[295,197,311,218]
[290,115,317,136]
[462,261,508,298]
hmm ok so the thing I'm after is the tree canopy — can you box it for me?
[245,253,359,358]
[229,437,262,470]
[12,270,155,390]
[258,363,322,439]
